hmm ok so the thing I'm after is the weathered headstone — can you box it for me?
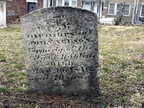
[0,0,11,28]
[0,1,6,28]
[21,7,99,94]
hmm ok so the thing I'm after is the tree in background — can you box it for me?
[114,3,125,25]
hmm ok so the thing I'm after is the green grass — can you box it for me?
[0,24,144,107]
[0,87,11,93]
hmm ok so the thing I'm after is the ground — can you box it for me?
[0,24,144,108]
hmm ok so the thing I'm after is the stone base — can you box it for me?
[0,25,7,29]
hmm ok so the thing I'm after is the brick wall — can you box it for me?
[7,0,19,16]
[6,0,43,17]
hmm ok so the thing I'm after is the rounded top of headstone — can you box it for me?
[21,6,97,19]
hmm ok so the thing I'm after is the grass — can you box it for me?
[0,24,27,91]
[0,24,144,107]
[98,25,144,107]
[0,87,11,93]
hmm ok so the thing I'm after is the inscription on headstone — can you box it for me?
[21,7,99,94]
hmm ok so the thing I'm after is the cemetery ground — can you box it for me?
[0,24,144,108]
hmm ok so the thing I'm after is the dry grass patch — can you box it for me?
[99,25,144,107]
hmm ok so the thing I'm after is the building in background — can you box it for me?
[6,0,43,17]
[100,0,144,24]
[6,0,104,18]
[5,0,144,24]
[43,0,105,19]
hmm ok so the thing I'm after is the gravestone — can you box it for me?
[21,7,99,94]
[0,0,11,28]
[0,1,6,28]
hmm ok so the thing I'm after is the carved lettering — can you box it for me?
[21,7,98,94]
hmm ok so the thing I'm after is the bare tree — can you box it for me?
[114,3,125,25]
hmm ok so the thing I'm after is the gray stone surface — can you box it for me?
[0,1,7,28]
[21,7,99,94]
